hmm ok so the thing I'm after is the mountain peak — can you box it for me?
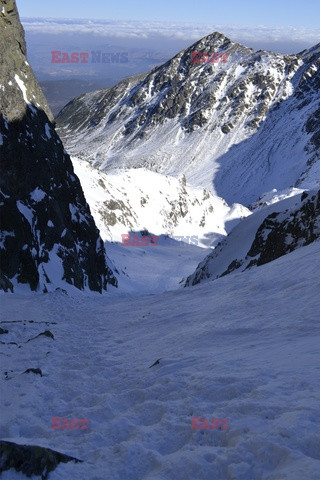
[57,33,319,206]
[0,0,54,123]
[179,30,237,60]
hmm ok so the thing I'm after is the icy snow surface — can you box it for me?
[1,241,320,479]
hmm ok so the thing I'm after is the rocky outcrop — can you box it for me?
[0,440,82,479]
[184,190,320,286]
[0,0,117,292]
[245,190,320,268]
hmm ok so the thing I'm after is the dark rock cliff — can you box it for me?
[0,0,117,292]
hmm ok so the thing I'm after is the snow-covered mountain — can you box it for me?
[54,32,320,293]
[1,4,320,478]
[57,33,320,205]
[184,190,320,286]
[0,0,116,293]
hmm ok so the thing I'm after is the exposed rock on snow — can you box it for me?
[0,440,82,479]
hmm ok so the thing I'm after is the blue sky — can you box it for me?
[17,0,320,28]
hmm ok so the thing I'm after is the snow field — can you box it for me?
[1,241,320,479]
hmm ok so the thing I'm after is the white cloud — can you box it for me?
[21,18,320,48]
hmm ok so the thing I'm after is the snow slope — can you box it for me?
[103,238,211,296]
[1,241,320,479]
[71,157,250,293]
[72,157,250,246]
